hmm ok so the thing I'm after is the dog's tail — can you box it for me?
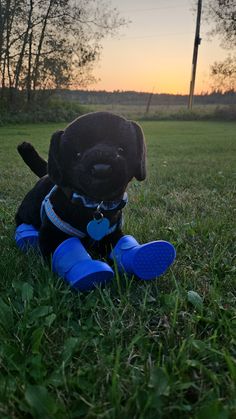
[17,142,48,178]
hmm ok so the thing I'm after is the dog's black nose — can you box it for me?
[91,163,112,178]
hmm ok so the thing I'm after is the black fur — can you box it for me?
[17,142,48,178]
[16,112,146,259]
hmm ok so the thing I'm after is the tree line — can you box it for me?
[0,0,235,110]
[0,0,125,105]
[56,89,236,106]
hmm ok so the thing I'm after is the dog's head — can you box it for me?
[48,112,146,201]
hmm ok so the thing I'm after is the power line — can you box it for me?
[120,5,187,13]
[108,31,194,41]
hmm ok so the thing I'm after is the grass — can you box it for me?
[0,120,235,418]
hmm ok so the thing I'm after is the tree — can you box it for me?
[204,0,235,49]
[210,55,236,91]
[0,0,126,104]
[203,0,236,91]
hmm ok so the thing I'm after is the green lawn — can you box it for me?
[0,121,235,418]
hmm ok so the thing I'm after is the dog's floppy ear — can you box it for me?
[48,130,64,185]
[131,121,147,181]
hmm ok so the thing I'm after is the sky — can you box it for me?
[89,0,227,94]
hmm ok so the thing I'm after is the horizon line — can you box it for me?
[57,88,235,96]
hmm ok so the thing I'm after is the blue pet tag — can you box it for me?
[87,217,110,240]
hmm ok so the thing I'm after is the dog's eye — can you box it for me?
[76,152,82,159]
[118,147,124,155]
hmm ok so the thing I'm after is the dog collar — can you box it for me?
[40,186,124,240]
[71,191,128,210]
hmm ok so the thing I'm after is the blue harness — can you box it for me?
[41,186,127,240]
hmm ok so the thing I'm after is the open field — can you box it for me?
[1,101,236,125]
[84,103,236,122]
[88,103,227,119]
[0,121,235,418]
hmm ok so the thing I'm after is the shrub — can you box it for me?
[213,105,236,121]
[0,97,88,125]
[139,105,236,122]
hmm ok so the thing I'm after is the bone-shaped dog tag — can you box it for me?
[87,217,110,241]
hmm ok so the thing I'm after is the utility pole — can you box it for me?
[188,0,202,110]
[145,86,155,114]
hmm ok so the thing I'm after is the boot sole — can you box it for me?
[132,241,176,280]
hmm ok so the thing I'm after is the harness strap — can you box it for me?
[42,197,86,238]
[41,186,123,240]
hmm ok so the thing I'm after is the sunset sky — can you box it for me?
[90,0,227,94]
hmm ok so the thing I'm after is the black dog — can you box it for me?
[15,111,175,290]
[16,111,146,259]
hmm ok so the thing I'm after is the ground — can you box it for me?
[0,121,235,418]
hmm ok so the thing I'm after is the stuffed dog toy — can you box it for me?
[15,111,176,291]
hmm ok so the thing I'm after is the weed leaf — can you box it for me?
[187,291,203,312]
[31,327,44,354]
[149,367,169,396]
[62,337,79,363]
[21,282,34,303]
[196,400,228,419]
[25,385,58,418]
[29,306,53,322]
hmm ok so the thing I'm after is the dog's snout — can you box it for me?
[91,163,112,178]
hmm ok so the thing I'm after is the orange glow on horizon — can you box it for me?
[88,59,213,96]
[86,0,227,96]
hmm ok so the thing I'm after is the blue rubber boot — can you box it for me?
[15,223,39,252]
[52,237,114,291]
[110,235,176,280]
